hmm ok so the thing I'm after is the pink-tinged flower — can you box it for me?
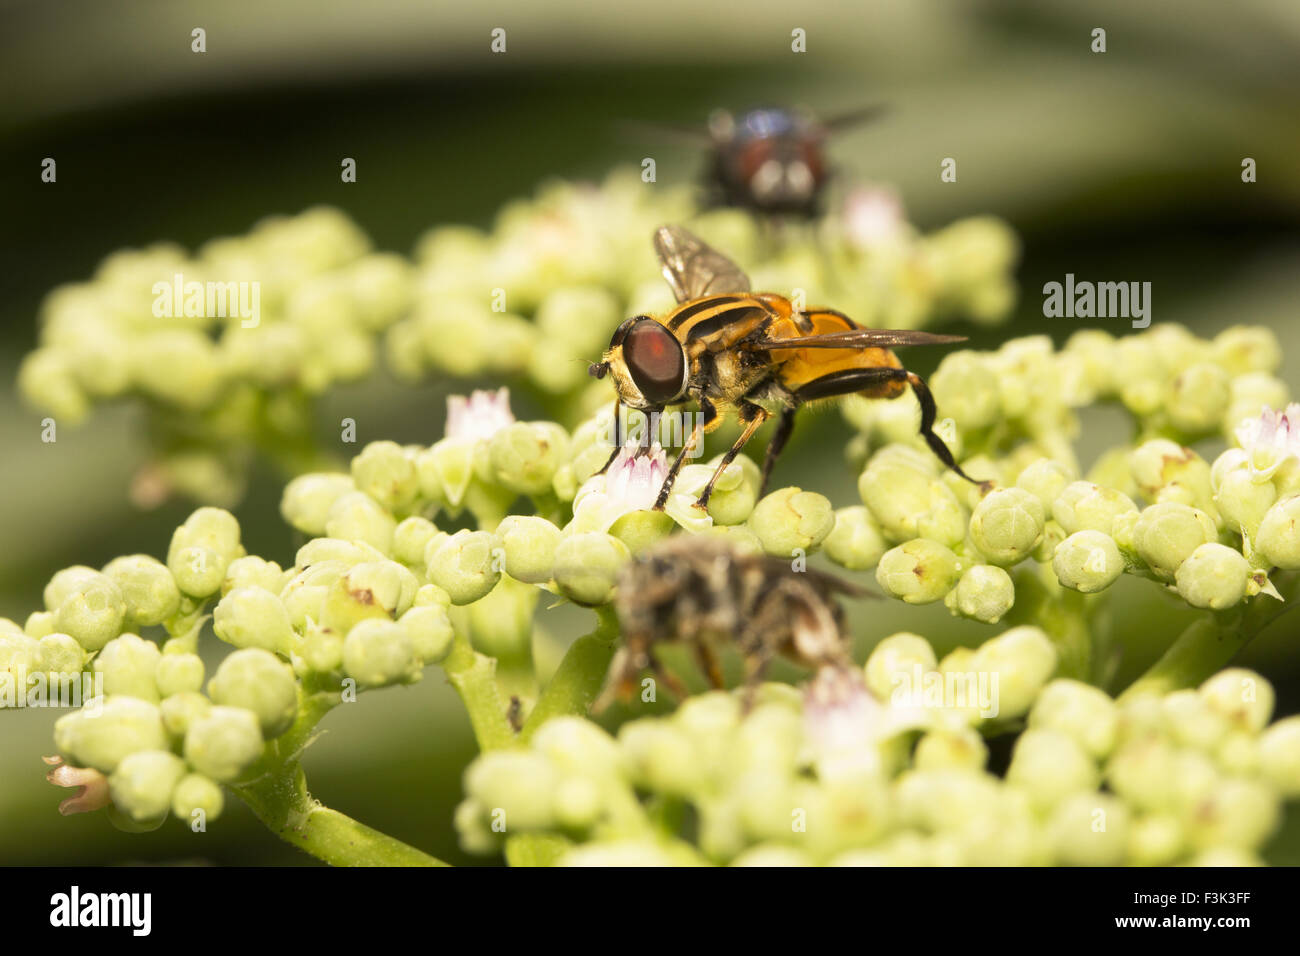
[43,755,110,816]
[842,186,906,249]
[571,440,713,534]
[1234,403,1300,479]
[802,666,929,780]
[446,388,515,443]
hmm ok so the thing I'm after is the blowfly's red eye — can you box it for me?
[623,319,686,405]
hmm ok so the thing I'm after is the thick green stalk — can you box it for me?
[441,628,517,751]
[519,607,620,743]
[232,691,448,866]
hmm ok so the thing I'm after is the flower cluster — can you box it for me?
[18,174,1019,505]
[834,326,1296,623]
[18,208,413,505]
[454,629,1300,866]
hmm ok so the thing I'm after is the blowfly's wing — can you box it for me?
[748,328,966,350]
[820,103,890,132]
[653,225,752,303]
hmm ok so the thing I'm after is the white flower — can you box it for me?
[446,387,514,443]
[569,440,713,534]
[1234,403,1300,479]
[842,186,906,249]
[802,666,929,780]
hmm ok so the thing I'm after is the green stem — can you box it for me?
[1121,572,1300,700]
[519,607,620,743]
[441,628,517,751]
[232,692,448,866]
[1007,566,1093,681]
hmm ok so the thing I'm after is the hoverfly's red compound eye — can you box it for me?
[623,318,687,405]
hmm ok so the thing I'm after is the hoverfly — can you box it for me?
[588,225,986,511]
[594,536,863,711]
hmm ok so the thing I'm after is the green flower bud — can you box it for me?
[208,648,299,736]
[1213,467,1276,537]
[464,750,558,831]
[351,440,419,512]
[495,517,559,586]
[171,772,224,824]
[1047,792,1129,867]
[36,633,85,676]
[398,604,454,664]
[530,716,625,778]
[970,626,1057,719]
[320,560,412,633]
[1127,813,1185,866]
[213,587,294,656]
[1051,481,1138,536]
[56,696,168,773]
[413,583,452,608]
[26,610,57,639]
[489,422,568,496]
[295,537,386,569]
[1132,502,1216,578]
[1007,728,1098,812]
[298,620,344,673]
[1165,362,1231,434]
[44,566,101,612]
[608,509,675,554]
[860,458,966,546]
[619,720,704,797]
[325,491,397,554]
[342,618,420,687]
[968,488,1044,566]
[1174,543,1249,609]
[746,487,835,556]
[155,653,204,698]
[1052,530,1124,593]
[1257,716,1300,797]
[54,574,126,651]
[1106,737,1181,812]
[108,750,186,824]
[1028,679,1118,759]
[1185,778,1280,851]
[1256,494,1300,569]
[1130,440,1213,505]
[221,555,286,595]
[171,507,242,562]
[168,546,228,598]
[160,692,211,737]
[392,516,439,567]
[1157,689,1228,751]
[427,530,503,605]
[864,632,936,700]
[102,555,181,627]
[18,348,89,423]
[930,351,1001,429]
[93,633,162,702]
[552,532,630,606]
[453,798,501,855]
[553,776,605,831]
[1198,668,1274,734]
[418,439,474,508]
[822,506,889,571]
[914,726,988,771]
[945,564,1014,623]
[183,705,265,782]
[1214,325,1281,375]
[893,768,1002,834]
[281,473,355,536]
[1015,459,1073,513]
[1215,730,1259,776]
[875,539,960,604]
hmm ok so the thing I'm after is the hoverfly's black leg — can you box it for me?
[904,371,992,491]
[653,398,715,511]
[691,641,727,691]
[695,402,770,510]
[758,407,798,497]
[647,652,690,703]
[596,399,624,476]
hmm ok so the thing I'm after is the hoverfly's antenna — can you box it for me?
[588,362,609,379]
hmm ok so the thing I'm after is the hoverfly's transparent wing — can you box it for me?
[819,103,890,132]
[653,225,752,304]
[749,328,966,350]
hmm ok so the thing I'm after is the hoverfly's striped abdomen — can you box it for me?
[665,294,775,354]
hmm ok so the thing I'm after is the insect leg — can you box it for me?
[695,403,770,509]
[905,371,991,490]
[758,407,798,497]
[653,398,716,510]
[692,641,727,690]
[596,399,624,476]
